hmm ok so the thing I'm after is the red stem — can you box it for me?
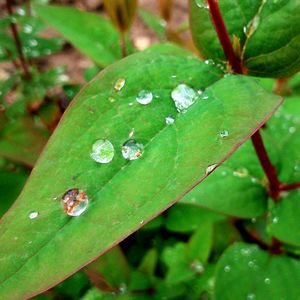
[251,131,280,200]
[6,0,31,79]
[280,182,300,192]
[206,0,243,74]
[207,0,282,200]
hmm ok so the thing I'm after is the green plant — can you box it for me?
[1,0,300,299]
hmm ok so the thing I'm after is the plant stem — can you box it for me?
[6,0,31,79]
[207,0,281,200]
[251,131,280,200]
[280,182,300,191]
[206,0,243,74]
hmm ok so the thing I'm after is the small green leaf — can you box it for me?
[0,44,282,299]
[215,242,300,300]
[34,4,122,66]
[165,204,224,233]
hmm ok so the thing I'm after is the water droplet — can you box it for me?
[206,164,217,175]
[17,8,26,15]
[128,102,133,106]
[248,260,256,268]
[264,277,271,284]
[114,78,125,91]
[251,218,257,223]
[108,96,115,103]
[171,83,198,113]
[224,265,231,272]
[272,216,279,224]
[90,139,115,164]
[122,139,143,160]
[29,39,38,47]
[289,127,296,134]
[61,189,89,217]
[246,293,256,300]
[195,0,209,9]
[233,167,249,177]
[219,130,229,138]
[140,220,144,225]
[136,90,153,105]
[240,248,251,256]
[165,115,175,125]
[171,75,177,79]
[201,94,209,100]
[23,24,33,34]
[28,211,39,219]
[191,261,205,274]
[118,283,127,294]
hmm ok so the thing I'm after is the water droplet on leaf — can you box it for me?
[114,78,125,91]
[165,115,175,125]
[90,139,115,164]
[247,293,256,300]
[233,168,249,177]
[264,277,271,284]
[23,24,33,33]
[219,130,229,138]
[29,211,39,219]
[191,261,205,274]
[61,189,89,217]
[206,164,217,175]
[224,265,231,272]
[136,90,153,105]
[171,83,198,113]
[122,139,144,160]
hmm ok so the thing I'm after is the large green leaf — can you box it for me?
[190,0,300,78]
[33,4,122,67]
[214,242,300,300]
[0,44,282,299]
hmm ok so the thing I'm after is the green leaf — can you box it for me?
[0,44,282,299]
[138,8,166,40]
[181,140,268,218]
[0,169,28,217]
[33,4,122,67]
[0,117,49,167]
[190,0,300,78]
[263,93,300,246]
[215,242,300,300]
[165,204,224,233]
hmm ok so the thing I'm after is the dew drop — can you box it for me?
[29,39,38,47]
[122,139,144,160]
[272,216,279,224]
[289,127,296,134]
[219,130,229,138]
[28,211,39,219]
[224,265,231,272]
[171,83,198,113]
[23,24,33,33]
[108,96,115,103]
[90,139,115,164]
[165,115,175,125]
[128,102,133,106]
[246,293,256,300]
[206,164,218,175]
[136,90,153,105]
[248,260,255,268]
[190,260,205,274]
[61,189,89,217]
[195,0,209,9]
[114,78,125,91]
[233,167,249,177]
[264,277,271,284]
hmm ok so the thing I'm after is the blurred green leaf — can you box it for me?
[34,4,123,67]
[165,204,224,233]
[215,242,300,300]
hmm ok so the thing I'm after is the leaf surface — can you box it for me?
[190,0,300,77]
[215,242,300,300]
[0,44,282,299]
